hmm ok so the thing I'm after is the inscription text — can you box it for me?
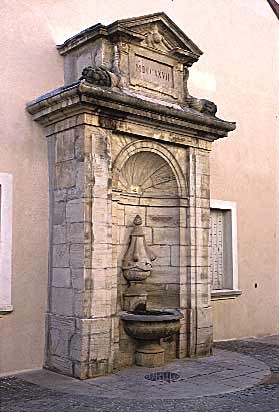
[134,55,173,88]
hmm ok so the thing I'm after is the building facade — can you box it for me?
[0,0,278,376]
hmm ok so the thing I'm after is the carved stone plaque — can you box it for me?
[134,55,174,88]
[129,46,179,99]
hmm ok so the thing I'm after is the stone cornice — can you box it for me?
[26,81,236,141]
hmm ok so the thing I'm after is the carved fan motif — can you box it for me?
[118,152,178,197]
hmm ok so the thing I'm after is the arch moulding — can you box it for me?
[112,139,188,199]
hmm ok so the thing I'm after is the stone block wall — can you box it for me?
[45,119,117,378]
[43,119,214,375]
[112,202,180,307]
[112,199,181,366]
[111,136,184,365]
[183,147,213,357]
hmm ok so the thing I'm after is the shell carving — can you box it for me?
[118,152,178,197]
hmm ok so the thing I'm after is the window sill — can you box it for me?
[211,290,242,301]
[0,305,13,316]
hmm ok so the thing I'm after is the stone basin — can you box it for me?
[119,309,183,367]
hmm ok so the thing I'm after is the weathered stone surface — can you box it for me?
[196,307,213,329]
[69,244,84,268]
[135,349,164,367]
[54,189,67,203]
[47,355,73,376]
[187,207,210,228]
[50,287,74,316]
[72,268,84,290]
[187,266,209,283]
[196,326,213,345]
[124,205,146,226]
[56,130,75,162]
[52,224,67,244]
[93,223,112,244]
[119,226,152,245]
[150,245,170,266]
[91,269,111,290]
[185,227,209,247]
[52,244,69,267]
[66,199,85,223]
[52,268,71,288]
[91,243,112,269]
[89,332,111,359]
[49,328,71,358]
[73,289,86,317]
[47,313,75,333]
[55,160,76,189]
[90,288,112,317]
[53,201,66,225]
[147,283,180,308]
[146,207,179,227]
[153,227,179,245]
[112,205,125,226]
[149,266,180,284]
[75,317,112,336]
[69,222,85,243]
[170,245,180,267]
[69,334,83,362]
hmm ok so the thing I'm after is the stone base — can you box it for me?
[135,341,165,367]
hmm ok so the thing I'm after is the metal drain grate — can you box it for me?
[144,371,180,383]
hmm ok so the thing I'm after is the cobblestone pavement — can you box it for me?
[215,336,279,372]
[1,336,279,412]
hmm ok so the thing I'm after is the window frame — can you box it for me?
[210,199,241,300]
[0,173,13,314]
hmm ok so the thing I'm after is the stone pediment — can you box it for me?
[113,13,203,64]
[56,13,220,116]
[58,14,199,104]
[58,12,202,66]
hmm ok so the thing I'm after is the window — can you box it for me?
[209,200,241,299]
[0,173,13,314]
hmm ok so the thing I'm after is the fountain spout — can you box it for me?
[120,214,183,367]
[122,215,156,282]
[134,302,147,313]
[122,215,156,311]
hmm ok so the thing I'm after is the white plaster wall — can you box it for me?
[0,0,278,374]
[0,174,13,311]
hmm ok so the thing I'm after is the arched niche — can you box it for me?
[118,151,178,198]
[112,140,187,199]
[112,147,181,305]
[112,147,183,363]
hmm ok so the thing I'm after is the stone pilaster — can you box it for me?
[45,119,115,378]
[184,146,213,357]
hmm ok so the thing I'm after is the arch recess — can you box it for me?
[112,140,187,198]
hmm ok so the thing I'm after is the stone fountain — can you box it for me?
[120,215,183,367]
[26,12,236,379]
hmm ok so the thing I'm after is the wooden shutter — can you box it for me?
[209,209,224,289]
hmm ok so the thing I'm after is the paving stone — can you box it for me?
[3,339,279,411]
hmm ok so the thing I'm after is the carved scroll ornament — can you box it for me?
[183,68,217,116]
[80,45,125,89]
[80,66,112,87]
